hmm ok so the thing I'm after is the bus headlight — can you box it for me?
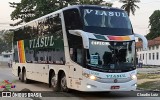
[89,75,96,80]
[83,73,97,80]
[131,74,137,80]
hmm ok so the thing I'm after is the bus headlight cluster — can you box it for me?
[131,74,137,80]
[89,75,97,80]
[83,73,98,80]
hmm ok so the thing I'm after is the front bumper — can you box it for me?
[78,78,137,92]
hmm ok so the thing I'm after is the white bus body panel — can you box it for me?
[12,63,68,84]
[12,60,136,92]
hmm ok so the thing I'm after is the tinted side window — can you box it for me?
[14,28,24,41]
[64,9,84,65]
[24,14,65,65]
[13,41,19,63]
[14,14,65,65]
[64,9,82,30]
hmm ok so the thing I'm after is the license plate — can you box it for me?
[111,86,120,89]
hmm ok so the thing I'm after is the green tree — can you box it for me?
[0,38,6,53]
[10,0,112,25]
[78,0,112,6]
[120,0,140,16]
[3,32,13,52]
[0,31,13,53]
[9,0,69,22]
[146,10,160,40]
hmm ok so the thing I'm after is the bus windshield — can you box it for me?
[86,40,136,72]
[81,8,132,35]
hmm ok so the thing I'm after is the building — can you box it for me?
[136,37,160,65]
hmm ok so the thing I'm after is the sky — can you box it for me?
[0,0,20,30]
[0,0,160,36]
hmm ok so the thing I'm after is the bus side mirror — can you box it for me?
[134,33,148,51]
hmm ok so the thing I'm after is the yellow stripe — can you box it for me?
[122,36,130,40]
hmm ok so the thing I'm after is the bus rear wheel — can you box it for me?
[51,73,59,92]
[19,71,24,82]
[23,69,30,83]
[60,73,69,92]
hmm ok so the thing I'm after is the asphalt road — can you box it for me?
[0,66,159,100]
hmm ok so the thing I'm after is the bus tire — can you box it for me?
[51,73,59,92]
[60,73,69,92]
[23,70,30,84]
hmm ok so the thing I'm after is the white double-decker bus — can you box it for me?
[12,5,148,92]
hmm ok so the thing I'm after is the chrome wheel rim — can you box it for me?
[24,72,26,81]
[19,72,22,80]
[51,76,57,88]
[61,76,67,89]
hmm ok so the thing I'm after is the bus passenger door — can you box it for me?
[68,48,76,78]
[68,65,74,88]
[69,48,83,78]
[68,65,74,76]
[68,48,83,88]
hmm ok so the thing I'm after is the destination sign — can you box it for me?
[84,9,127,17]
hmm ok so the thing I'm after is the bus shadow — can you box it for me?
[63,90,128,98]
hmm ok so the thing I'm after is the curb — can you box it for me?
[137,88,160,92]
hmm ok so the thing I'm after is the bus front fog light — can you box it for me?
[131,75,137,80]
[132,83,137,87]
[87,85,91,88]
[135,84,137,87]
[87,84,97,88]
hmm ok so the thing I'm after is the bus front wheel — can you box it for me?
[23,69,30,84]
[51,73,59,92]
[60,73,69,92]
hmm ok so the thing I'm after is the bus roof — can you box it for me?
[12,5,124,30]
[62,5,123,11]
